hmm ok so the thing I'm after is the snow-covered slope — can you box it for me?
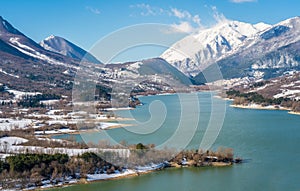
[0,136,28,145]
[161,20,271,76]
[104,58,191,85]
[40,35,102,64]
[0,16,82,69]
[192,17,300,84]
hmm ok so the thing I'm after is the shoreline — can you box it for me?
[230,104,290,111]
[39,162,232,190]
[229,104,300,116]
[288,111,300,115]
[213,95,234,101]
[40,122,135,137]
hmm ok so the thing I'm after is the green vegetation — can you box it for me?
[17,94,61,108]
[136,143,147,150]
[0,152,118,189]
[1,153,70,188]
[0,145,238,189]
[251,81,268,88]
[226,89,291,105]
[226,89,300,112]
[6,153,68,172]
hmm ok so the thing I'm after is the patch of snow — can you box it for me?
[0,136,28,145]
[63,70,70,75]
[2,146,130,157]
[37,137,66,143]
[9,37,35,52]
[98,122,120,130]
[253,71,264,79]
[0,153,12,160]
[86,169,136,181]
[45,35,56,41]
[293,80,300,84]
[40,99,60,105]
[136,163,165,172]
[9,43,79,69]
[256,84,269,90]
[40,184,53,189]
[0,118,33,131]
[273,89,300,99]
[0,68,19,78]
[0,99,15,104]
[46,109,63,115]
[106,107,133,111]
[254,22,272,31]
[34,128,76,135]
[6,88,41,99]
[281,83,295,88]
[127,62,142,71]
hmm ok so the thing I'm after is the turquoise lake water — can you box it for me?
[51,92,300,191]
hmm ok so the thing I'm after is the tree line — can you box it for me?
[226,89,300,112]
[17,94,61,108]
[0,145,237,189]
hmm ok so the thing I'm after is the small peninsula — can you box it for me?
[0,143,242,190]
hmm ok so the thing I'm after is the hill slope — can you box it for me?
[40,35,102,64]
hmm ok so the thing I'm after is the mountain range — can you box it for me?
[0,16,189,96]
[161,16,300,84]
[1,15,300,96]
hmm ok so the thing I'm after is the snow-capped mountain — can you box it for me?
[192,16,300,84]
[0,16,83,69]
[161,20,271,76]
[0,16,88,93]
[0,16,190,95]
[40,35,101,64]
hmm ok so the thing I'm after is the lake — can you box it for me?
[51,92,300,191]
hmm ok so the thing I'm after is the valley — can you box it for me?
[0,7,300,190]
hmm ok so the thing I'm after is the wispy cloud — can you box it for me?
[130,4,203,33]
[171,8,202,26]
[130,4,232,33]
[170,8,203,32]
[230,0,257,3]
[211,6,228,23]
[171,21,196,33]
[86,6,101,15]
[130,3,168,16]
[171,8,191,19]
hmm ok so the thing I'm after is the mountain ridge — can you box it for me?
[40,35,102,64]
[161,20,272,76]
[161,17,300,82]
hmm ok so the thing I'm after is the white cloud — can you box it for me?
[171,21,196,33]
[130,4,168,16]
[193,15,201,26]
[171,8,192,19]
[170,8,203,32]
[170,8,202,26]
[86,6,100,15]
[230,0,257,3]
[130,4,203,33]
[211,6,228,23]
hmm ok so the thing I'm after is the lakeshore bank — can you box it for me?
[38,161,233,190]
[230,104,300,116]
[230,104,290,111]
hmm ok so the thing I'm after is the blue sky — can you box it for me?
[0,0,299,62]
